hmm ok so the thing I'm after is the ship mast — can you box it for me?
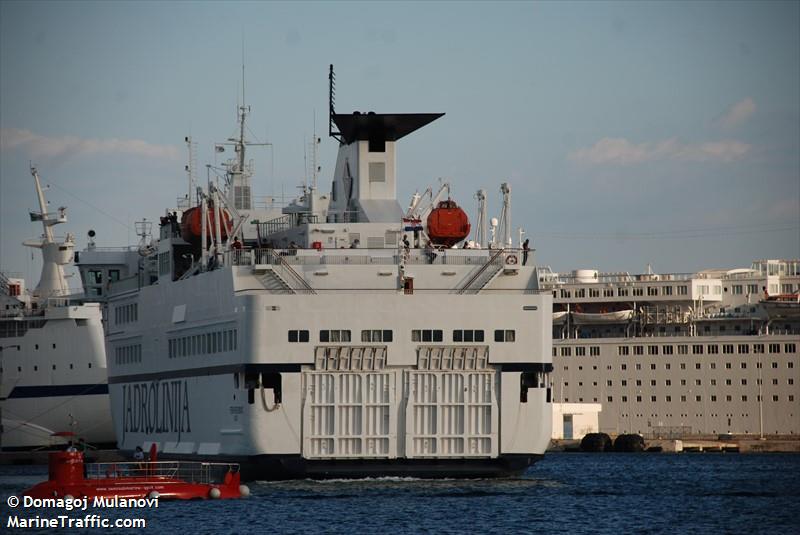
[23,167,73,300]
[215,78,270,211]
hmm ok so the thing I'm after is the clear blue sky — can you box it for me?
[1,1,798,285]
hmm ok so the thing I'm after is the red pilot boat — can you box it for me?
[24,446,249,500]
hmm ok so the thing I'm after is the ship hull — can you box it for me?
[1,303,115,451]
[127,452,542,481]
[106,270,554,480]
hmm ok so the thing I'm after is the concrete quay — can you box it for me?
[548,436,800,453]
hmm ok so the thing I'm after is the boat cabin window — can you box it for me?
[412,329,443,343]
[452,330,485,343]
[361,330,393,342]
[319,330,350,343]
[494,329,516,343]
[288,330,310,343]
[88,270,102,284]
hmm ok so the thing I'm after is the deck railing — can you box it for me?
[228,247,524,268]
[85,461,239,484]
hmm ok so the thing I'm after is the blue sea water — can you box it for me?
[1,453,798,534]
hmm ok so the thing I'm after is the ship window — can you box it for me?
[412,329,442,343]
[494,330,516,343]
[453,330,484,343]
[362,329,393,342]
[368,162,386,183]
[590,346,600,356]
[109,269,120,282]
[89,270,103,284]
[289,330,309,343]
[618,346,629,356]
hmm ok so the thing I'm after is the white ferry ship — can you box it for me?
[0,168,115,451]
[542,261,799,439]
[81,68,553,479]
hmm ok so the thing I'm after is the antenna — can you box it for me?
[329,64,342,142]
[241,37,246,110]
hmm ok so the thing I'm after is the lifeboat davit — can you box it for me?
[181,206,232,245]
[426,200,471,247]
[24,450,248,501]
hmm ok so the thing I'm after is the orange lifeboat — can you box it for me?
[180,206,232,245]
[426,199,471,247]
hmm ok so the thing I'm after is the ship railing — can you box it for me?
[229,247,528,268]
[85,461,240,484]
[556,272,700,284]
[257,212,321,238]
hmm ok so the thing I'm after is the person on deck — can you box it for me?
[522,238,530,266]
[424,240,437,264]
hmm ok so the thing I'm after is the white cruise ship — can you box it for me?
[0,168,115,451]
[542,261,799,439]
[79,67,553,479]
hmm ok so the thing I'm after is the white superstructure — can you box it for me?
[87,67,553,479]
[0,168,114,451]
[542,260,800,438]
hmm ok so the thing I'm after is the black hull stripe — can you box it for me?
[7,384,109,399]
[107,362,552,384]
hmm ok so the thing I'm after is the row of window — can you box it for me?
[556,342,797,357]
[0,319,46,339]
[615,361,795,371]
[558,285,691,299]
[114,303,138,325]
[605,394,795,403]
[287,329,517,344]
[590,377,796,387]
[115,344,142,365]
[168,329,238,358]
[87,269,120,285]
[4,362,92,374]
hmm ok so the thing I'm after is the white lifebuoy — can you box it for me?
[506,255,518,265]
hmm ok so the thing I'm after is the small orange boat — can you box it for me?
[24,446,249,501]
